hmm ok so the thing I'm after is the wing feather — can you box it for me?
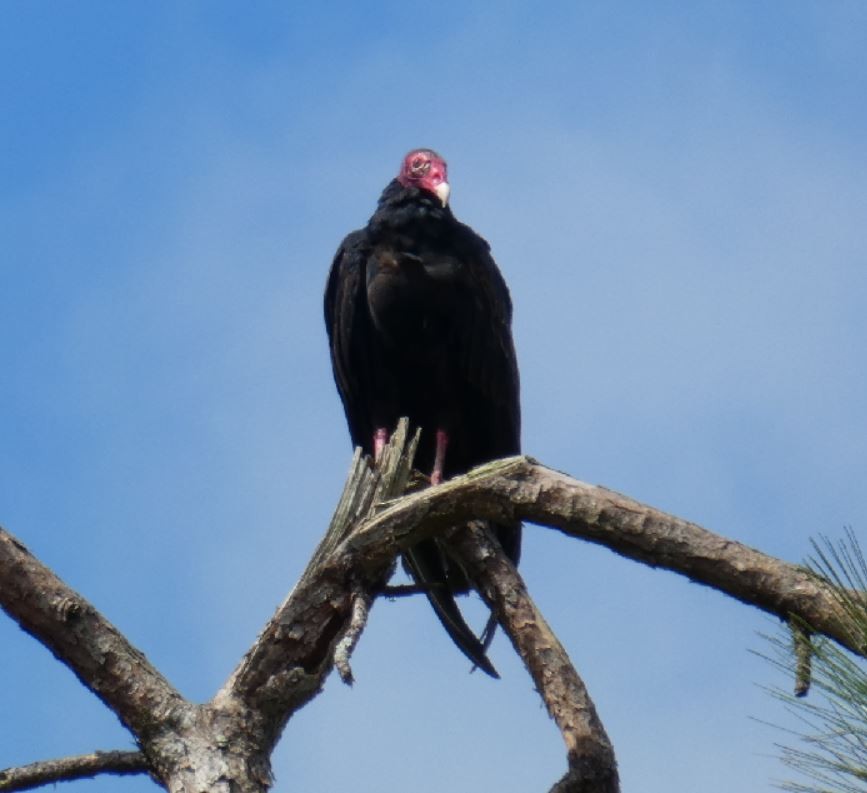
[456,227,521,459]
[324,230,375,450]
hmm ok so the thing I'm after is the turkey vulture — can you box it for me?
[324,148,521,677]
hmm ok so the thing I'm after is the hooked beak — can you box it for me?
[434,181,451,207]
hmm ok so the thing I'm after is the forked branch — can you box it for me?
[350,456,864,656]
[0,533,184,741]
[1,441,861,792]
[451,521,619,793]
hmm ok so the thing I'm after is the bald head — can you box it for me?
[396,148,450,206]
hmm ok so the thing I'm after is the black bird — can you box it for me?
[324,148,521,677]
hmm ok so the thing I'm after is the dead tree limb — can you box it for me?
[1,442,862,792]
[0,751,149,792]
[452,521,619,793]
[215,421,420,745]
[349,455,863,656]
[0,532,185,741]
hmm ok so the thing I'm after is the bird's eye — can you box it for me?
[410,157,430,176]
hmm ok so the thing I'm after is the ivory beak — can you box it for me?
[434,181,451,207]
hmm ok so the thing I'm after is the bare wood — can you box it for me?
[0,531,185,741]
[215,421,420,748]
[0,751,148,792]
[333,591,372,684]
[0,428,421,793]
[791,622,812,697]
[452,521,619,793]
[3,448,860,792]
[348,456,863,656]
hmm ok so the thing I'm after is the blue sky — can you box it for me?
[2,3,866,791]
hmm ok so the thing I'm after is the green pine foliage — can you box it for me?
[763,529,867,793]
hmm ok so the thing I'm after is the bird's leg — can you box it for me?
[431,429,449,485]
[373,428,389,462]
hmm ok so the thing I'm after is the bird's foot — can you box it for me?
[431,428,449,485]
[373,427,389,462]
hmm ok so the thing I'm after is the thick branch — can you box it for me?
[0,530,186,741]
[349,456,863,656]
[4,450,857,793]
[215,422,419,749]
[0,751,148,792]
[452,522,619,793]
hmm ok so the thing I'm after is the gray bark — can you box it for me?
[1,428,860,792]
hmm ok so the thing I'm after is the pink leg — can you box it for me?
[431,429,449,485]
[373,428,389,462]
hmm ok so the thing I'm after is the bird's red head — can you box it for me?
[397,148,450,206]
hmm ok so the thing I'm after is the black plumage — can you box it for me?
[324,149,521,677]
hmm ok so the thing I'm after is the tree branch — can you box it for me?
[3,449,859,792]
[0,530,186,742]
[215,421,420,749]
[0,751,148,792]
[452,521,619,793]
[349,456,863,657]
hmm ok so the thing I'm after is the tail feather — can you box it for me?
[478,519,522,654]
[403,540,500,678]
[479,611,499,652]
